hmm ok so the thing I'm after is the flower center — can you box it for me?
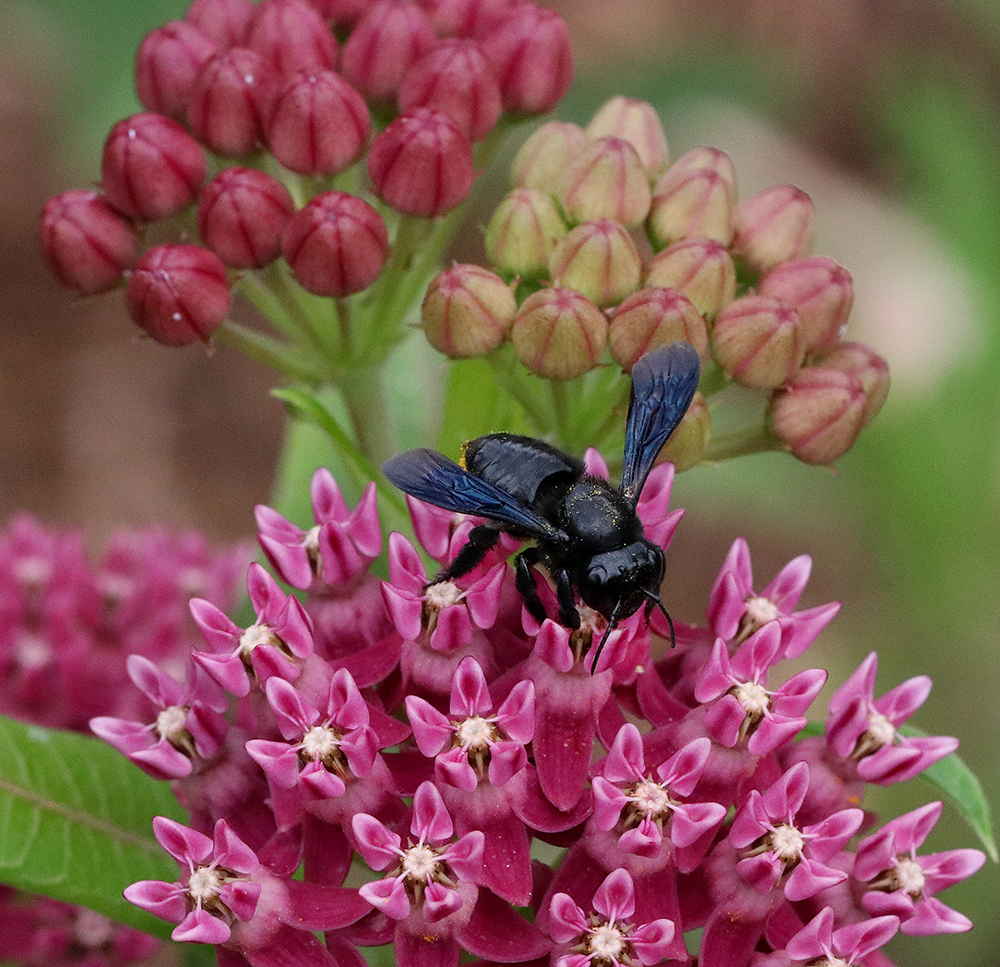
[301,724,341,759]
[187,865,225,905]
[303,525,322,572]
[768,823,806,869]
[239,622,280,658]
[424,581,464,610]
[455,714,496,752]
[893,855,926,898]
[587,921,628,963]
[401,843,441,883]
[155,704,195,755]
[731,679,771,741]
[737,595,779,640]
[853,710,897,759]
[629,777,672,819]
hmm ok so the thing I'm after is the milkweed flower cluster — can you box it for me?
[81,465,983,967]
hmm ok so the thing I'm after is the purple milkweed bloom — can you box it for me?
[784,907,899,966]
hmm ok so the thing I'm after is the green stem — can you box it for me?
[338,364,398,469]
[486,350,553,434]
[702,422,784,462]
[213,321,318,384]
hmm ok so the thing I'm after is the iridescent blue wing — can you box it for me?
[383,448,568,540]
[620,342,701,505]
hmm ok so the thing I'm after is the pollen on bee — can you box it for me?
[459,440,471,470]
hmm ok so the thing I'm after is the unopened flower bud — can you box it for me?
[585,96,669,178]
[40,189,140,294]
[481,5,573,114]
[422,264,516,357]
[125,243,231,346]
[186,0,255,48]
[511,287,607,379]
[101,113,206,222]
[548,219,642,309]
[197,167,295,269]
[658,145,736,193]
[657,390,710,471]
[733,184,815,275]
[267,70,370,176]
[187,48,278,156]
[282,191,388,296]
[398,39,502,142]
[609,287,709,371]
[713,293,804,388]
[644,238,736,319]
[648,148,737,249]
[759,256,853,353]
[560,137,651,228]
[770,365,867,465]
[484,188,567,278]
[310,0,368,28]
[510,120,588,194]
[819,341,889,427]
[341,0,437,102]
[367,108,474,217]
[135,20,218,123]
[246,0,337,74]
[422,0,513,39]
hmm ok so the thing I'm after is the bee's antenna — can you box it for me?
[644,591,675,648]
[589,598,623,673]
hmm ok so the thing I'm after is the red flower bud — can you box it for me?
[101,113,206,222]
[586,96,669,178]
[484,188,567,278]
[644,238,736,319]
[197,167,295,268]
[759,256,853,354]
[246,0,338,75]
[481,5,572,114]
[266,70,370,176]
[510,120,587,195]
[367,108,474,217]
[609,287,709,371]
[282,191,388,296]
[186,0,255,48]
[818,341,889,427]
[421,0,514,39]
[712,293,804,388]
[560,137,651,229]
[733,184,815,275]
[548,219,642,309]
[421,264,516,357]
[341,0,437,102]
[309,0,368,28]
[648,147,737,249]
[135,20,218,123]
[40,189,140,294]
[398,39,501,142]
[658,390,710,471]
[511,287,608,380]
[187,48,278,156]
[125,243,231,346]
[769,365,867,465]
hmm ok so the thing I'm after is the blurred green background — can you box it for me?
[2,0,998,964]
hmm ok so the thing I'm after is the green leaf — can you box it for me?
[919,747,998,862]
[0,715,186,938]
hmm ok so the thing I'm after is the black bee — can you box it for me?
[382,341,701,669]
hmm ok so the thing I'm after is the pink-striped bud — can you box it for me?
[733,184,815,275]
[135,21,218,122]
[398,39,501,142]
[484,188,567,278]
[101,113,206,222]
[548,219,642,309]
[197,168,295,269]
[819,341,889,427]
[644,238,736,319]
[609,288,709,371]
[266,70,370,176]
[560,137,651,229]
[712,293,804,388]
[770,365,867,465]
[511,287,607,379]
[341,0,437,102]
[421,264,516,357]
[510,120,587,195]
[759,256,853,353]
[186,0,255,48]
[481,5,572,114]
[367,108,474,217]
[40,189,140,294]
[187,48,278,156]
[648,147,737,249]
[421,0,514,39]
[586,96,669,178]
[657,390,710,471]
[246,0,337,74]
[125,243,231,346]
[282,191,388,296]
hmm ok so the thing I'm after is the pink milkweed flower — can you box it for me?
[695,622,827,755]
[707,537,840,659]
[547,868,675,967]
[853,801,986,935]
[255,469,382,591]
[783,907,899,966]
[90,655,228,780]
[826,651,958,784]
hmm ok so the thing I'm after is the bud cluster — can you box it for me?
[40,0,573,354]
[423,98,889,466]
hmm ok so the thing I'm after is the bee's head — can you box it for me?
[578,540,665,622]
